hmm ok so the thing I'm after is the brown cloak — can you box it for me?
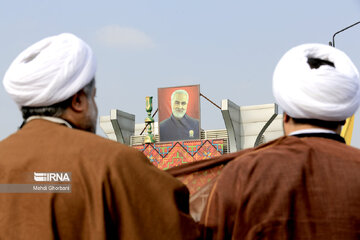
[201,134,360,239]
[0,119,199,239]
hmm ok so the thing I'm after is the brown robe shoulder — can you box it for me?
[201,135,360,239]
[0,119,200,239]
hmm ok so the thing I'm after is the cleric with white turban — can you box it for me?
[201,44,360,239]
[273,43,360,121]
[0,33,200,239]
[3,33,96,107]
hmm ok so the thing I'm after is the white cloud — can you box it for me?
[96,25,155,50]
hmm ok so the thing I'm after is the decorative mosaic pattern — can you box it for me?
[133,139,224,194]
[133,139,223,169]
[142,144,162,167]
[210,139,224,153]
[153,142,176,158]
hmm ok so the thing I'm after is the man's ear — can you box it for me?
[70,90,88,113]
[283,112,291,123]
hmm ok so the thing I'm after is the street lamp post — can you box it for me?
[328,20,360,145]
[329,21,360,47]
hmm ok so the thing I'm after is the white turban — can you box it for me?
[273,43,360,121]
[3,33,96,107]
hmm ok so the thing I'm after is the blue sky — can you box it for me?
[1,0,360,147]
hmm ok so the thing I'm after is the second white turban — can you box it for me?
[3,33,96,107]
[273,43,360,121]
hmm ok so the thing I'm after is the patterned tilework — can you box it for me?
[194,141,219,161]
[210,139,224,153]
[142,144,162,167]
[153,142,175,158]
[160,143,193,169]
[133,139,224,194]
[182,141,203,156]
[133,139,223,169]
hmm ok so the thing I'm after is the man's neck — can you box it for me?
[289,128,337,136]
[24,116,73,128]
[284,122,341,136]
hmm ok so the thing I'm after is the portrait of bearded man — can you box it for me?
[159,89,200,141]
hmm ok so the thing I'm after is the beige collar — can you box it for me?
[26,116,72,128]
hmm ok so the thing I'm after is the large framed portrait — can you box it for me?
[158,85,201,142]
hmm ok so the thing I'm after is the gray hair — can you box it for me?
[21,78,95,120]
[171,89,189,103]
